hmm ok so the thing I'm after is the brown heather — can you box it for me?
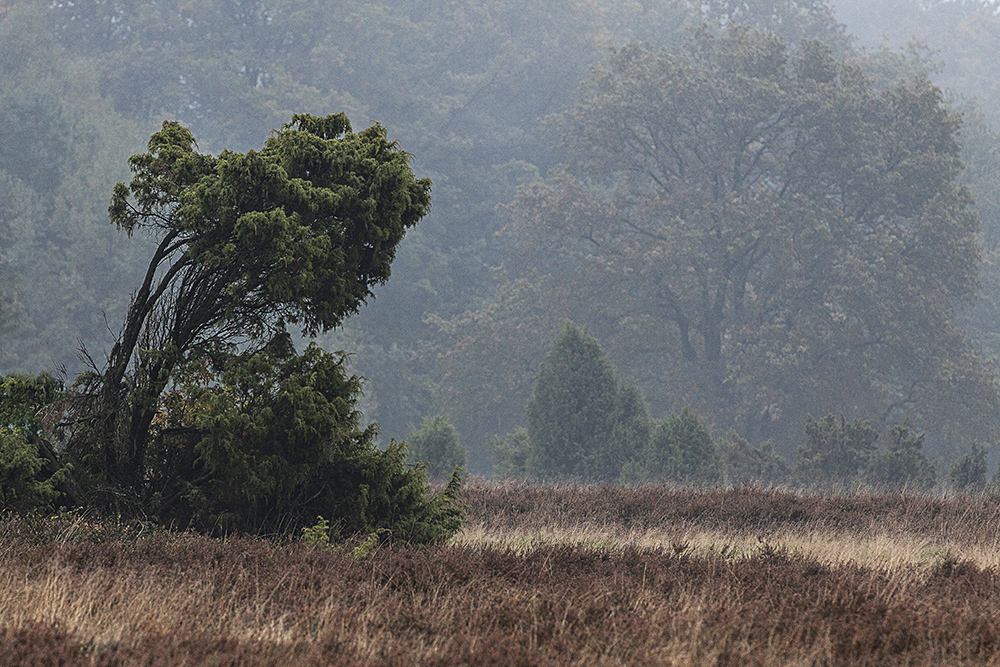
[4,484,1000,665]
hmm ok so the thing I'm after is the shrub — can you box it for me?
[145,338,463,542]
[0,428,58,510]
[720,432,789,486]
[0,373,64,510]
[526,321,618,480]
[490,428,530,479]
[0,373,62,428]
[949,444,988,492]
[795,415,878,487]
[867,424,935,491]
[610,382,653,477]
[406,415,466,481]
[637,407,721,485]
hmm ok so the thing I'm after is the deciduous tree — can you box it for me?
[507,27,997,456]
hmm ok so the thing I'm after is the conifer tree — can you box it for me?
[949,444,988,492]
[526,321,648,481]
[867,424,935,491]
[795,414,878,486]
[52,113,462,541]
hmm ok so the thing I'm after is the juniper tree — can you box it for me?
[639,407,721,485]
[64,114,442,536]
[526,321,649,481]
[795,414,878,486]
[867,423,935,491]
[949,444,989,492]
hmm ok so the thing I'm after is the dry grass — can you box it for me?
[457,482,1000,571]
[455,521,1000,571]
[4,483,1000,665]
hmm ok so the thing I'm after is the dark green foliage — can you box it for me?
[49,114,459,541]
[636,407,722,485]
[0,373,64,510]
[0,373,61,433]
[0,429,57,510]
[490,428,531,480]
[610,383,653,477]
[526,321,649,481]
[64,113,432,521]
[147,339,461,541]
[867,424,936,491]
[406,415,466,481]
[721,432,789,485]
[795,415,878,486]
[949,444,989,492]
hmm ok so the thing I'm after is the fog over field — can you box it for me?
[2,0,1000,484]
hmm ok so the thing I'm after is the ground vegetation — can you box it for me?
[4,484,1000,664]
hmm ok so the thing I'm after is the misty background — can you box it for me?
[2,0,999,476]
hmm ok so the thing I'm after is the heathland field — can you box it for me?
[5,484,1000,665]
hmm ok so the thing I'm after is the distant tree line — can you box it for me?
[491,322,992,492]
[439,24,1000,472]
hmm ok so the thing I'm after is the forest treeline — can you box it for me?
[2,0,1000,484]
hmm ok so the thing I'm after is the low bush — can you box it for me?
[720,432,789,485]
[867,424,936,491]
[406,415,466,481]
[795,414,878,487]
[949,444,989,492]
[633,407,721,484]
[490,427,530,479]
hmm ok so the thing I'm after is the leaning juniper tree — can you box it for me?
[63,114,460,539]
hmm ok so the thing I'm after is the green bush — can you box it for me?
[635,407,721,485]
[0,373,64,510]
[146,339,463,542]
[490,427,530,480]
[795,414,878,487]
[406,415,466,481]
[526,321,650,481]
[949,444,988,492]
[720,432,789,486]
[610,383,653,478]
[0,428,58,510]
[0,372,62,433]
[867,424,935,491]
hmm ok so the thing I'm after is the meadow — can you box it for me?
[4,483,1000,665]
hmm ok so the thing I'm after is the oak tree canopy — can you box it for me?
[498,27,997,454]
